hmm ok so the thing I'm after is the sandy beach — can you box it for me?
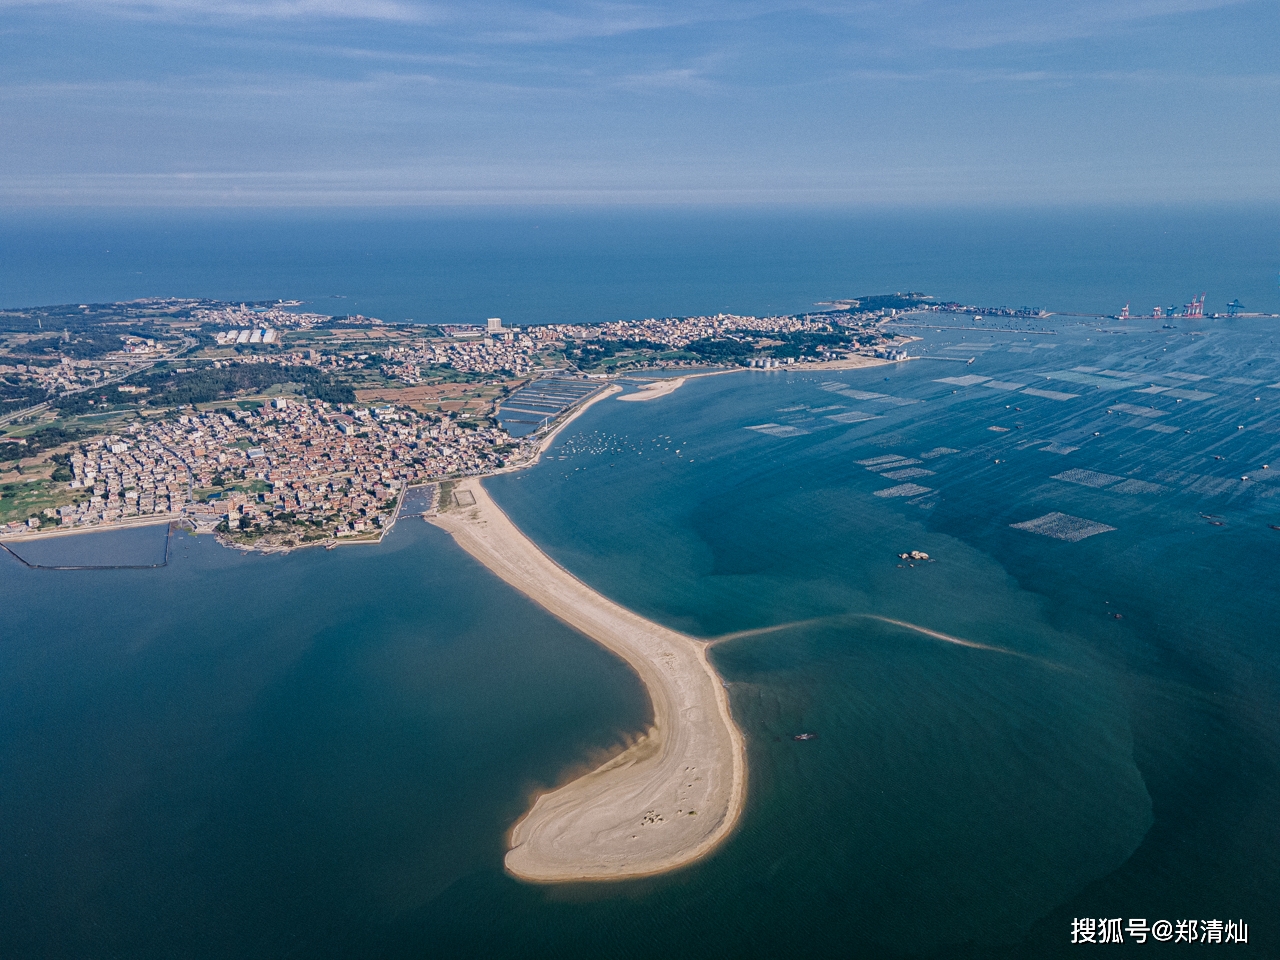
[429,478,746,883]
[813,354,894,370]
[617,377,686,401]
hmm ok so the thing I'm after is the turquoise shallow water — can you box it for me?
[3,312,1279,958]
[479,313,1280,957]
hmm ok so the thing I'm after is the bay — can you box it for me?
[3,208,1279,957]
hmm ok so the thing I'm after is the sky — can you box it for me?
[1,0,1277,206]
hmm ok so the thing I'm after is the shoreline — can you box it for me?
[514,383,622,470]
[617,377,686,401]
[429,478,747,883]
[609,354,896,403]
[0,382,615,553]
[814,354,897,370]
[0,514,181,544]
[0,487,413,554]
[3,356,905,875]
[4,357,884,550]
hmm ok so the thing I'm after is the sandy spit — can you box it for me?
[429,478,747,883]
[617,377,686,401]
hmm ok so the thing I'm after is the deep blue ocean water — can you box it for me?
[0,520,651,958]
[2,206,1278,323]
[2,210,1279,958]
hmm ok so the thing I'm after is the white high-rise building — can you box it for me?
[487,317,503,334]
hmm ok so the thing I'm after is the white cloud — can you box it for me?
[611,67,713,92]
[0,0,435,21]
[0,0,784,33]
[918,0,1250,49]
[0,0,1254,45]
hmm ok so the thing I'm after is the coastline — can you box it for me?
[4,357,883,550]
[429,477,747,883]
[813,354,896,370]
[617,377,686,402]
[0,486,411,554]
[0,353,909,874]
[0,514,179,544]
[498,383,622,473]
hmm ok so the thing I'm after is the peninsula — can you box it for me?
[1,294,919,544]
[430,478,747,882]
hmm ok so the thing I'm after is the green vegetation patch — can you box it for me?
[54,363,355,415]
[566,337,667,369]
[841,293,932,313]
[770,330,860,359]
[0,425,93,464]
[0,478,83,525]
[683,337,756,362]
[0,380,49,410]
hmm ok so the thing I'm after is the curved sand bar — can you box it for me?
[430,478,747,882]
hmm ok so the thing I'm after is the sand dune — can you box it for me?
[429,479,746,882]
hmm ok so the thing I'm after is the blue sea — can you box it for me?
[2,209,1279,958]
[2,206,1278,323]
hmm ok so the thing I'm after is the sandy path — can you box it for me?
[429,478,746,882]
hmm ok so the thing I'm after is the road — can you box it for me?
[0,337,198,430]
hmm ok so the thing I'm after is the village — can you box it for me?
[7,396,513,549]
[0,296,915,550]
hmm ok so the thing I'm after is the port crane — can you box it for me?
[1227,299,1243,317]
[1122,296,1207,319]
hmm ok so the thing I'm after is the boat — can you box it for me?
[793,733,818,741]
